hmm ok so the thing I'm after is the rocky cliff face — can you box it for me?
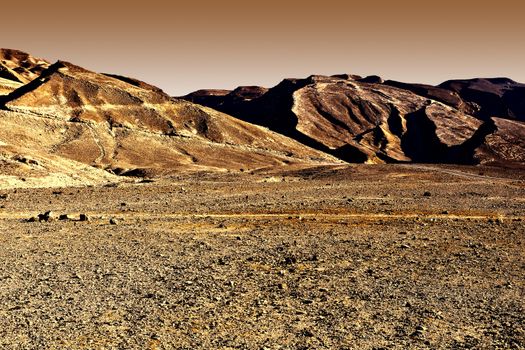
[182,74,525,165]
[0,50,337,187]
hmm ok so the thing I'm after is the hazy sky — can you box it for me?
[3,0,524,95]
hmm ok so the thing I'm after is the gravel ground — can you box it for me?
[0,164,523,349]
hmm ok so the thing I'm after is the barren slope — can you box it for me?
[183,75,525,165]
[0,52,339,187]
[0,49,50,95]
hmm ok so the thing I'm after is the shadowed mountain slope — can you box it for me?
[182,75,525,165]
[438,78,525,122]
[1,47,523,189]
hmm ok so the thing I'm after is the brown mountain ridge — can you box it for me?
[0,49,337,188]
[0,48,524,188]
[182,75,525,165]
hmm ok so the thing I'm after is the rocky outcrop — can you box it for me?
[182,75,525,165]
[475,117,525,164]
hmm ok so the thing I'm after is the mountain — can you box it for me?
[1,48,523,189]
[0,49,50,95]
[182,75,525,165]
[0,49,338,188]
[438,78,525,122]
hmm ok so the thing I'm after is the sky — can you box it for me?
[2,0,524,95]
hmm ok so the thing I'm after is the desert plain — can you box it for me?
[0,164,523,349]
[0,48,524,349]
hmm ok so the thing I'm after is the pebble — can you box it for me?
[59,214,70,221]
[38,211,55,222]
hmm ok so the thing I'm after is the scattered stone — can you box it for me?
[0,194,9,200]
[58,214,71,221]
[72,273,83,280]
[300,329,315,337]
[38,211,55,222]
[423,191,432,197]
[284,256,297,265]
[109,218,118,225]
[79,214,89,222]
[13,155,39,166]
[411,325,428,337]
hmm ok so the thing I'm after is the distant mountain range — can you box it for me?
[181,75,525,165]
[0,48,523,187]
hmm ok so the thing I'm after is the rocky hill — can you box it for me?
[1,48,523,189]
[182,75,525,165]
[0,49,337,188]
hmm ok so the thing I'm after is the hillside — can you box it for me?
[0,49,337,188]
[182,75,525,165]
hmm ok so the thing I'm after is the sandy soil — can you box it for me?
[0,164,523,349]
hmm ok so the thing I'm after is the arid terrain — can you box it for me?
[0,164,523,349]
[0,48,524,349]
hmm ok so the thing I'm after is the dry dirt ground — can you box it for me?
[0,164,523,349]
